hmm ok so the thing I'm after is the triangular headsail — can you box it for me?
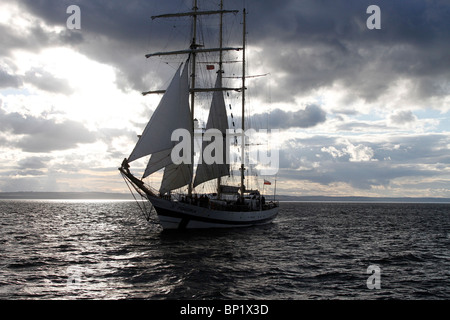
[193,73,230,187]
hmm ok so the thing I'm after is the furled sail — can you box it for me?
[128,62,191,163]
[193,73,230,187]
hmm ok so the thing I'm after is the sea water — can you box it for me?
[0,200,449,300]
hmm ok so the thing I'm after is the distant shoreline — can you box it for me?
[0,192,449,203]
[0,192,135,200]
[275,195,450,203]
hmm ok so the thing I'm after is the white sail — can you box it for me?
[160,162,193,194]
[143,145,193,193]
[193,73,230,187]
[128,62,191,163]
[143,149,172,178]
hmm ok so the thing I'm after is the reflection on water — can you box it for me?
[0,200,449,299]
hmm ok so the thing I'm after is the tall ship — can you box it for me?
[119,0,279,230]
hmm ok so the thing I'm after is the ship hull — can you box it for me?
[147,195,279,230]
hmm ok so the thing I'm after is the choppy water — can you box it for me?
[0,200,449,300]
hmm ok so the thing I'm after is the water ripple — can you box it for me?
[0,200,449,299]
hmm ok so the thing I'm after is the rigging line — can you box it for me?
[121,172,154,223]
[121,173,146,212]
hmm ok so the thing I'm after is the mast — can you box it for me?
[240,8,247,202]
[219,0,224,72]
[188,0,199,197]
[217,0,224,197]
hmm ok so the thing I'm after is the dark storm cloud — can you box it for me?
[18,156,51,170]
[246,0,450,102]
[0,68,23,88]
[14,156,52,178]
[7,0,449,105]
[24,68,74,95]
[0,21,60,56]
[0,66,73,94]
[390,110,416,124]
[336,121,388,132]
[0,107,95,152]
[249,105,326,129]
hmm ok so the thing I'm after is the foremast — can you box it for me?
[188,1,198,196]
[240,8,247,202]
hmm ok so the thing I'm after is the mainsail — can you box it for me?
[128,61,193,194]
[193,73,230,187]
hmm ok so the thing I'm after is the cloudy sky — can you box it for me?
[1,0,449,197]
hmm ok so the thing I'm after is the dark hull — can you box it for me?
[148,195,279,230]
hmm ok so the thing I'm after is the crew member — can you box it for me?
[122,158,130,174]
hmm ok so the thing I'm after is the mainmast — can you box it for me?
[240,8,247,202]
[217,0,224,197]
[219,0,224,73]
[188,0,199,196]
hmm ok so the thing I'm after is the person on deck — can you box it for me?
[122,158,130,174]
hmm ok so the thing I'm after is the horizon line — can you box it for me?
[0,191,449,203]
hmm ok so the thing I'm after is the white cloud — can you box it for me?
[343,142,376,162]
[321,146,344,159]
